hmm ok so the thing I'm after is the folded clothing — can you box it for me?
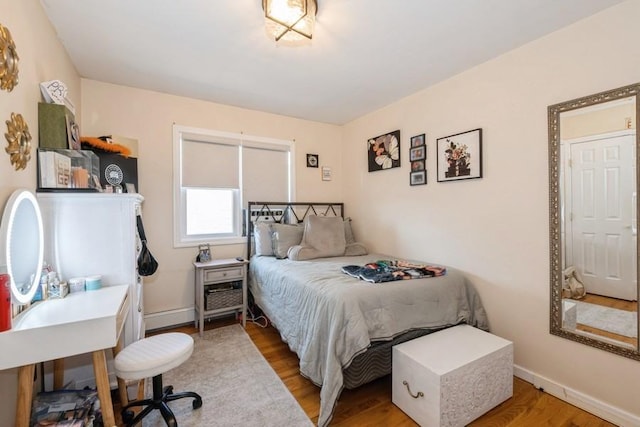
[342,260,446,283]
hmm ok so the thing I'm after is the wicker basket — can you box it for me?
[205,282,242,311]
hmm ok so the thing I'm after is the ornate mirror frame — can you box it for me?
[548,82,640,360]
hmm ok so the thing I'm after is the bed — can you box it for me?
[246,202,488,427]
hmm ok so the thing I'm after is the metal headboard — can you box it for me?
[246,201,344,258]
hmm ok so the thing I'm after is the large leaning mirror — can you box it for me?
[549,83,640,360]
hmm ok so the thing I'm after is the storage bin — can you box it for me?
[38,148,99,190]
[204,281,242,311]
[392,324,513,427]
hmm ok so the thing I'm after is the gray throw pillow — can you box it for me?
[271,223,304,259]
[344,218,356,245]
[288,215,346,260]
[344,242,368,256]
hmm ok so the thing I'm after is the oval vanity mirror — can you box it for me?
[0,189,44,305]
[549,83,640,360]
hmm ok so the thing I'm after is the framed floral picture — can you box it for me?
[436,128,482,182]
[368,130,400,172]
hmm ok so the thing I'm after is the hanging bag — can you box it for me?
[562,266,586,299]
[136,215,159,276]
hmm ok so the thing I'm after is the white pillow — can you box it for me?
[253,222,274,256]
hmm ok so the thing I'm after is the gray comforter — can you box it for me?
[249,254,488,427]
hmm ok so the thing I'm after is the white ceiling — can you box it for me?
[40,0,623,125]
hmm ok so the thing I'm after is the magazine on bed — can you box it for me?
[342,259,446,283]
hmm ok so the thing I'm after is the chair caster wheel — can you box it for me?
[122,409,135,424]
[193,397,203,410]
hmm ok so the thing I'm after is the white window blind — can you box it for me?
[173,125,294,247]
[182,137,239,188]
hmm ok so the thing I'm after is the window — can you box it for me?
[173,125,294,247]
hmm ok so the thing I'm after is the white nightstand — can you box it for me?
[193,258,248,336]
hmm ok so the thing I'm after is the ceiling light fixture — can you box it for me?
[262,0,317,43]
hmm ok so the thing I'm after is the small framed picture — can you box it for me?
[411,160,425,171]
[68,121,81,150]
[411,133,425,147]
[197,244,211,262]
[322,166,332,181]
[125,183,137,194]
[409,146,425,161]
[437,128,483,182]
[306,153,319,168]
[410,170,426,186]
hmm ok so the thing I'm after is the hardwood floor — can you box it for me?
[575,293,638,347]
[139,317,616,427]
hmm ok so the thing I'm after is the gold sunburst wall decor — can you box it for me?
[0,23,19,92]
[5,113,32,170]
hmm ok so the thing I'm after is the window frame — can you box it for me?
[173,125,295,248]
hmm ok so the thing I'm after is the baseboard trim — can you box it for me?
[144,308,195,331]
[514,365,640,427]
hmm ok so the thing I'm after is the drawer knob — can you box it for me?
[402,380,424,399]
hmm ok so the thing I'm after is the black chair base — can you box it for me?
[121,373,202,427]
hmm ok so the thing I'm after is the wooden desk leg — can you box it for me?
[15,364,35,427]
[53,359,64,390]
[92,350,116,427]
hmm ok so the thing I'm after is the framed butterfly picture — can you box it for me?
[368,130,400,172]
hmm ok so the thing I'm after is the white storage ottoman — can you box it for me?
[392,324,513,427]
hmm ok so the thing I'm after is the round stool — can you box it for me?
[114,332,202,427]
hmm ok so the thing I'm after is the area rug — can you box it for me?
[141,325,313,426]
[575,301,637,338]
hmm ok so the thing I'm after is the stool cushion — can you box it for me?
[115,332,194,381]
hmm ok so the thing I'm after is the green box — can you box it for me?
[38,102,77,150]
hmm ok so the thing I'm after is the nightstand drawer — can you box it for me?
[204,266,243,283]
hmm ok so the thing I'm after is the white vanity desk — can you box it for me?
[0,285,129,427]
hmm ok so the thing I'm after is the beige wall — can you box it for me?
[0,0,80,424]
[2,0,640,424]
[80,80,343,317]
[0,0,80,201]
[562,103,636,140]
[342,1,640,420]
